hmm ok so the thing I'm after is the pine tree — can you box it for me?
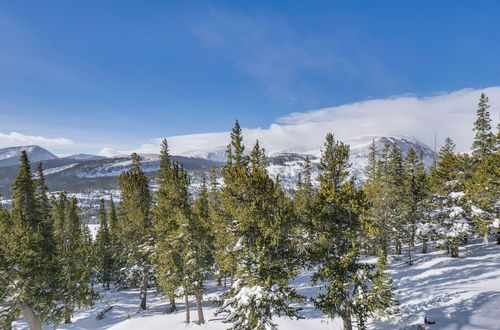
[151,140,184,313]
[471,93,495,161]
[466,153,500,244]
[386,144,406,255]
[1,152,61,329]
[427,139,472,257]
[175,175,213,325]
[95,199,115,289]
[0,204,18,329]
[310,134,398,330]
[108,196,118,235]
[190,178,214,324]
[118,153,152,310]
[216,125,303,329]
[207,167,226,287]
[35,162,51,225]
[54,195,97,323]
[363,143,392,268]
[402,149,428,264]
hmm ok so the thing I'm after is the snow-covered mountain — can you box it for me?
[0,145,58,167]
[0,136,434,196]
[266,135,435,191]
[63,154,107,161]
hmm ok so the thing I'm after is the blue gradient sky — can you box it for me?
[1,1,499,154]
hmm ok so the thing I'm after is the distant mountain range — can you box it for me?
[0,135,435,198]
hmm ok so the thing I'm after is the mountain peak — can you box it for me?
[0,145,58,167]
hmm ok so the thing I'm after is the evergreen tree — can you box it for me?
[151,140,183,313]
[471,93,495,161]
[386,144,406,255]
[108,196,118,235]
[310,134,398,330]
[402,149,428,264]
[0,204,18,329]
[294,156,314,222]
[95,199,115,289]
[54,195,97,323]
[466,153,500,244]
[190,178,215,324]
[118,153,152,310]
[426,140,472,257]
[216,125,303,329]
[207,167,225,287]
[363,143,392,268]
[1,152,61,329]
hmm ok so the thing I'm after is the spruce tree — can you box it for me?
[2,152,61,329]
[190,178,214,324]
[216,124,303,329]
[151,140,183,313]
[310,134,398,330]
[427,139,472,257]
[118,153,152,310]
[466,153,500,244]
[0,204,18,329]
[363,143,392,268]
[95,199,115,289]
[402,149,428,264]
[207,166,225,287]
[471,93,495,161]
[54,195,97,323]
[108,196,118,236]
[387,144,406,255]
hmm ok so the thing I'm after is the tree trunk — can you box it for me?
[216,277,222,287]
[64,315,72,324]
[483,232,489,244]
[395,240,402,255]
[20,304,42,330]
[139,267,148,310]
[451,245,459,258]
[497,230,500,245]
[422,237,428,253]
[224,275,227,288]
[342,314,352,330]
[195,292,205,325]
[168,295,177,313]
[184,290,190,324]
[408,241,413,265]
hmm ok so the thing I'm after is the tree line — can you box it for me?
[0,93,498,330]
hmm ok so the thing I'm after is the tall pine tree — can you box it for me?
[310,134,397,330]
[118,153,152,310]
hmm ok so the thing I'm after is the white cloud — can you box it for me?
[0,131,74,149]
[122,87,499,158]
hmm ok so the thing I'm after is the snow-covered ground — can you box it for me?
[12,239,500,330]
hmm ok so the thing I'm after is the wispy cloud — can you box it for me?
[122,87,499,157]
[0,132,74,149]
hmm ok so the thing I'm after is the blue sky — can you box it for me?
[1,1,499,154]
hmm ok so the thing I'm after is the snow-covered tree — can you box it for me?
[425,140,472,257]
[216,123,303,329]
